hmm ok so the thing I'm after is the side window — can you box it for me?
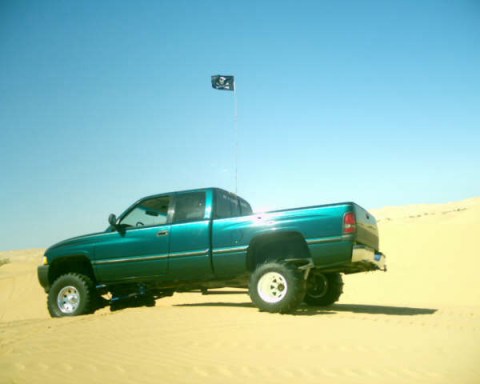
[239,198,253,216]
[173,192,206,223]
[120,196,171,228]
[215,190,230,219]
[215,190,240,219]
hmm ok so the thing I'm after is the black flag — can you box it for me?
[211,75,235,91]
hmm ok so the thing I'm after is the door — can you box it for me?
[167,191,213,280]
[93,195,172,282]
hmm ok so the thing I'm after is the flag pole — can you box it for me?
[233,80,238,195]
[211,75,238,194]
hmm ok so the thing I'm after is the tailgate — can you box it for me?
[353,204,379,251]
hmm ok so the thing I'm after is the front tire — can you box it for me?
[48,273,96,317]
[249,262,306,313]
[304,272,343,306]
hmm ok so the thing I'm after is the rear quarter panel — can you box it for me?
[212,203,356,273]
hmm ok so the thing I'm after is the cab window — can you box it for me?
[173,192,206,223]
[239,198,253,216]
[120,195,171,228]
[215,190,241,219]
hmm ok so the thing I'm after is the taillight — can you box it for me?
[343,212,356,234]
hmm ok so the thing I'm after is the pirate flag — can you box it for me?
[211,75,235,91]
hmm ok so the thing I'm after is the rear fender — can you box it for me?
[246,231,310,271]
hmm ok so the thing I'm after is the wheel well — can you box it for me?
[246,232,310,271]
[49,256,96,285]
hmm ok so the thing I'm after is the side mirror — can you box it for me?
[108,214,118,228]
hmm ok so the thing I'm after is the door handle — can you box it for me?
[157,230,169,237]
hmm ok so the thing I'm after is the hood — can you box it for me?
[45,230,108,259]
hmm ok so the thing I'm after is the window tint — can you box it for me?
[173,192,206,223]
[120,196,170,228]
[239,198,253,215]
[215,190,241,219]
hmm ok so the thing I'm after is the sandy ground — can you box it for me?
[1,198,479,384]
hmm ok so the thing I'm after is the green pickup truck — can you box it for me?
[38,187,386,317]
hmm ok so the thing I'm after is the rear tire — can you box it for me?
[249,262,306,313]
[48,273,96,317]
[304,272,343,306]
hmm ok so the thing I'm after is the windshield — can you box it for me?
[120,196,171,228]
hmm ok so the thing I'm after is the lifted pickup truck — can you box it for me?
[38,188,386,317]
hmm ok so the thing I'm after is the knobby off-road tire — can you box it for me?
[47,273,96,317]
[249,262,306,314]
[304,272,343,306]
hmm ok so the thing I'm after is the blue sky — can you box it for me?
[1,0,479,250]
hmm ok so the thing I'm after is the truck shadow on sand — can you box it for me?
[175,301,438,316]
[295,303,438,316]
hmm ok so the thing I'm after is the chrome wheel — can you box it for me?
[257,272,288,304]
[57,285,81,314]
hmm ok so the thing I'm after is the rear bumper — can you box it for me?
[37,265,50,293]
[352,246,387,272]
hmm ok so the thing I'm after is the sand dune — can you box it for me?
[1,198,480,384]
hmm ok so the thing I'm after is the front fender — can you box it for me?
[37,265,50,292]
